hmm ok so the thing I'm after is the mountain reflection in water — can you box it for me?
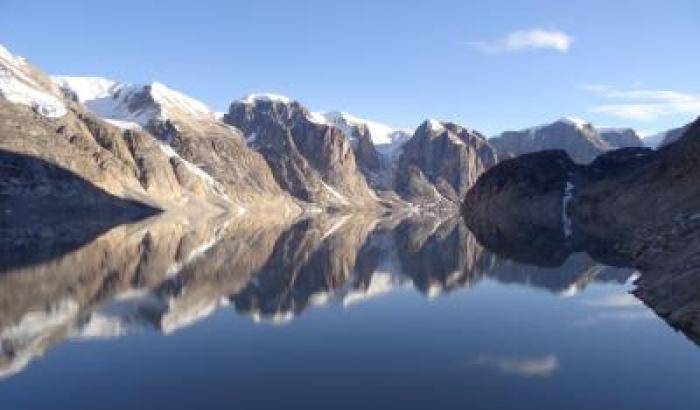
[0,211,643,380]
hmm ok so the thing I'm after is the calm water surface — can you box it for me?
[1,214,699,410]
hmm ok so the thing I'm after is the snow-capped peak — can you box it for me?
[317,110,412,146]
[0,44,26,67]
[558,116,591,129]
[53,76,214,128]
[241,93,292,104]
[148,81,211,118]
[52,76,118,102]
[0,44,67,118]
[424,118,445,133]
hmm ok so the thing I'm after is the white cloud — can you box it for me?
[584,84,700,121]
[471,354,559,377]
[469,29,573,55]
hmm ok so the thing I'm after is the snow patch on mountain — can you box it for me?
[560,116,591,129]
[426,118,445,133]
[319,111,412,145]
[0,44,67,118]
[242,93,292,104]
[53,76,213,128]
[149,81,211,118]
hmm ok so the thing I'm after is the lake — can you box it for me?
[1,213,699,409]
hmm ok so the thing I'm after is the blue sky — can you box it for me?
[2,0,698,135]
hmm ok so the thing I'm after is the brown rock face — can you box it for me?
[224,98,378,209]
[351,123,382,174]
[145,116,300,215]
[396,120,497,207]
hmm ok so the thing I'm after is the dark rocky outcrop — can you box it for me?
[463,150,579,255]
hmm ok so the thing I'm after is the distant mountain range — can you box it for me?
[489,117,644,164]
[0,43,690,217]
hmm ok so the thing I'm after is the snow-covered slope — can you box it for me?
[318,111,413,146]
[0,44,67,118]
[53,76,214,129]
[241,93,292,104]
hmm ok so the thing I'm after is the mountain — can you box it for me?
[598,127,645,148]
[395,119,497,207]
[223,95,380,209]
[489,117,613,164]
[0,45,241,217]
[53,77,299,214]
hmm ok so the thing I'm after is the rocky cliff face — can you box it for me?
[489,117,612,164]
[396,119,497,207]
[223,96,379,209]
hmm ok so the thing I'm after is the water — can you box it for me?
[1,213,699,410]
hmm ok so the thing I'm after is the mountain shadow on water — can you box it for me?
[0,150,160,271]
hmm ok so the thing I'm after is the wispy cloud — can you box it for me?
[471,354,559,377]
[469,29,573,55]
[584,84,700,121]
